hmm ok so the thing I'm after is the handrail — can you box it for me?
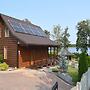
[52,82,58,90]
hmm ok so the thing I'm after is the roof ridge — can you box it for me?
[0,13,41,29]
[0,13,57,46]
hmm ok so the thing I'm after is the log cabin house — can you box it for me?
[0,13,58,68]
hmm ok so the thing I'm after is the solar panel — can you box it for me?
[21,23,33,34]
[29,25,38,35]
[8,20,25,33]
[38,28,47,37]
[8,19,47,37]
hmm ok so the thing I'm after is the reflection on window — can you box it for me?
[48,47,51,54]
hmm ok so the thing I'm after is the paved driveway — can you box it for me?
[0,69,72,90]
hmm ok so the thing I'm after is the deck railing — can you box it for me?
[33,57,57,68]
[52,82,58,90]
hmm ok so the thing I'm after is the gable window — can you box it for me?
[5,28,9,37]
[4,46,7,59]
[0,28,1,38]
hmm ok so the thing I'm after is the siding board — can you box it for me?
[18,46,48,68]
[0,18,50,68]
[0,21,18,67]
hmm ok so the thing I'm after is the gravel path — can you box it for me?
[0,69,73,90]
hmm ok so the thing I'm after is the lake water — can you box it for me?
[68,47,90,55]
[68,47,77,53]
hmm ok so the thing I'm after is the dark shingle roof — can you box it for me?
[0,13,58,46]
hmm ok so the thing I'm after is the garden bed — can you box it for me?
[67,66,78,85]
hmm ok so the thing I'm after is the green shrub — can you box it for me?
[0,62,9,71]
[78,52,88,81]
[52,67,59,72]
[0,54,3,63]
[87,56,90,67]
[72,53,80,61]
[68,66,78,85]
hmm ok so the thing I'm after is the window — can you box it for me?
[48,47,51,54]
[5,28,9,37]
[0,28,1,38]
[4,46,7,59]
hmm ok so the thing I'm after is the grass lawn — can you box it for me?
[67,66,78,85]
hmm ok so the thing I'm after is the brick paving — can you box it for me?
[0,69,73,90]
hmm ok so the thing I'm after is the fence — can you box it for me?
[80,68,90,90]
[71,68,90,90]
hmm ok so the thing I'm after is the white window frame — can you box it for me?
[4,46,7,59]
[5,28,9,37]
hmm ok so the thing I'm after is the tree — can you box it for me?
[76,20,90,81]
[52,25,70,72]
[52,25,70,48]
[60,27,70,72]
[78,52,88,81]
[61,27,70,48]
[44,30,50,38]
[76,20,90,52]
[52,25,62,49]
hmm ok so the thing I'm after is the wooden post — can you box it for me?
[54,47,55,57]
[50,47,52,57]
[57,47,58,56]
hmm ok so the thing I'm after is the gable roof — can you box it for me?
[0,13,57,46]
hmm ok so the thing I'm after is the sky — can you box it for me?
[0,0,90,44]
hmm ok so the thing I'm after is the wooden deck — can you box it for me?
[31,58,57,68]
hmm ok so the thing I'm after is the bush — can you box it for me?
[68,66,78,85]
[78,52,88,81]
[87,56,90,67]
[52,67,59,72]
[73,53,80,61]
[0,54,3,63]
[0,62,9,71]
